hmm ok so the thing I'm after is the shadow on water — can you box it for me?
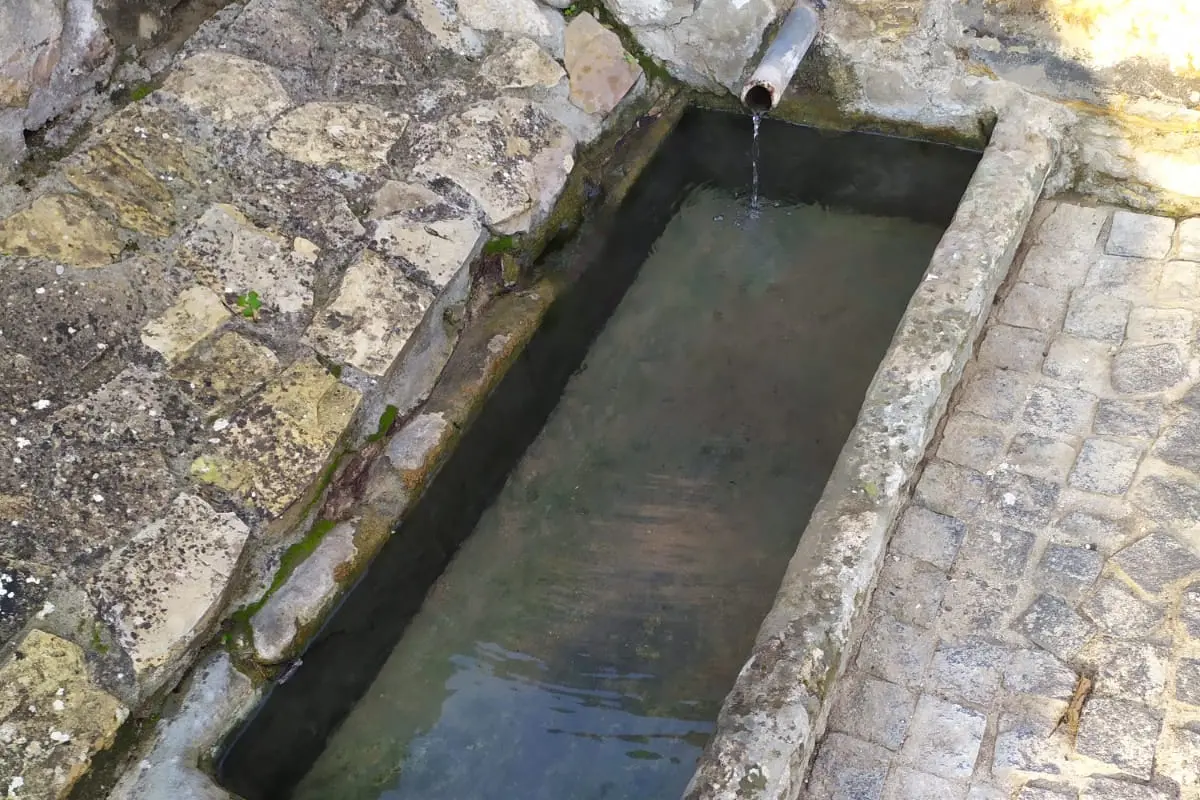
[217,108,981,800]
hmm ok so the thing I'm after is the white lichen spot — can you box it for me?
[48,730,70,743]
[1002,492,1017,506]
[31,400,50,411]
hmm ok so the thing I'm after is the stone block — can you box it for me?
[828,675,917,751]
[1074,698,1161,780]
[1126,307,1194,342]
[1093,399,1163,438]
[954,523,1036,582]
[993,707,1068,776]
[140,286,230,365]
[856,614,937,688]
[978,324,1049,372]
[1042,335,1113,393]
[1112,530,1200,594]
[925,641,1008,706]
[937,574,1017,639]
[170,332,280,415]
[0,630,129,800]
[1178,217,1200,262]
[882,768,968,800]
[90,494,249,692]
[1130,475,1200,530]
[373,214,485,289]
[564,12,641,115]
[1178,658,1200,705]
[1157,722,1200,796]
[958,369,1032,423]
[459,0,565,58]
[1014,594,1094,661]
[1005,433,1078,483]
[1105,210,1175,259]
[985,469,1060,530]
[914,461,989,522]
[1035,544,1103,601]
[1111,344,1187,394]
[808,733,891,800]
[1068,438,1142,496]
[1051,510,1134,555]
[937,414,1007,473]
[1004,649,1078,700]
[161,52,291,130]
[1019,789,1076,800]
[1083,776,1178,800]
[1087,257,1163,304]
[1079,580,1165,639]
[1152,412,1200,473]
[267,102,409,173]
[0,193,122,267]
[1158,260,1200,306]
[999,282,1070,332]
[1023,385,1097,436]
[1080,637,1168,705]
[1034,203,1108,251]
[305,250,435,377]
[900,695,986,780]
[873,554,949,629]
[481,37,565,89]
[1183,582,1200,639]
[1020,244,1093,289]
[892,506,966,571]
[1064,292,1131,343]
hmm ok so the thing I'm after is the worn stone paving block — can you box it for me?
[882,767,968,800]
[458,0,566,57]
[1004,649,1078,700]
[64,142,178,238]
[1176,658,1200,706]
[1130,475,1200,530]
[1112,530,1200,594]
[954,522,1036,582]
[160,51,291,129]
[828,674,917,751]
[873,554,950,629]
[900,695,986,780]
[993,705,1068,777]
[1080,637,1168,704]
[1019,788,1076,800]
[1020,244,1094,290]
[1074,698,1161,779]
[856,614,938,688]
[1042,335,1114,393]
[807,733,891,800]
[914,461,989,522]
[958,369,1033,422]
[1183,582,1200,639]
[481,37,565,89]
[190,356,360,515]
[1069,438,1142,496]
[0,193,122,267]
[1126,306,1194,342]
[1034,203,1109,251]
[1079,580,1164,639]
[925,641,1009,706]
[267,102,409,172]
[1023,384,1097,436]
[373,213,485,289]
[1014,593,1094,661]
[937,414,1007,473]
[90,494,249,691]
[892,506,966,571]
[140,285,230,364]
[967,785,1008,800]
[170,331,280,415]
[1179,218,1200,262]
[978,324,1049,372]
[999,282,1070,332]
[1051,509,1134,555]
[1005,433,1078,483]
[1157,721,1200,796]
[1034,543,1103,601]
[1111,344,1188,394]
[1152,413,1200,473]
[1093,399,1163,438]
[1106,210,1175,259]
[1158,260,1200,307]
[1083,776,1177,800]
[1087,257,1163,304]
[985,469,1060,530]
[564,12,642,115]
[1064,292,1131,343]
[0,630,129,800]
[938,574,1018,639]
[304,250,435,377]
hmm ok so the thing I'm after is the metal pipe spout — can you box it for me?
[741,0,821,113]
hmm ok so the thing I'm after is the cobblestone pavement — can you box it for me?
[809,201,1200,800]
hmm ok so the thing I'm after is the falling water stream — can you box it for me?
[750,112,762,214]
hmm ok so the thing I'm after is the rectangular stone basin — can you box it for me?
[215,107,994,800]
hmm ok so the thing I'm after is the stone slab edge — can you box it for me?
[682,106,1060,800]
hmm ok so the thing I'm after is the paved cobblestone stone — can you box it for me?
[814,200,1200,799]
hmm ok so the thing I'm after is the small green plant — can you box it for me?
[563,4,580,18]
[236,290,263,320]
[129,83,154,102]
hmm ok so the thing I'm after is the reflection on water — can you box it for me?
[292,186,944,800]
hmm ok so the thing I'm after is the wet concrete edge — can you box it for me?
[682,107,1062,800]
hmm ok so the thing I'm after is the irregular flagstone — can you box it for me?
[413,97,575,234]
[64,144,177,237]
[373,212,486,288]
[266,102,408,173]
[305,250,435,376]
[178,204,319,314]
[458,0,566,58]
[0,193,122,267]
[190,356,360,516]
[564,12,642,115]
[160,51,291,130]
[88,103,211,189]
[408,0,486,56]
[482,37,565,90]
[139,286,230,364]
[169,331,280,415]
[89,494,249,694]
[251,520,358,663]
[0,630,129,800]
